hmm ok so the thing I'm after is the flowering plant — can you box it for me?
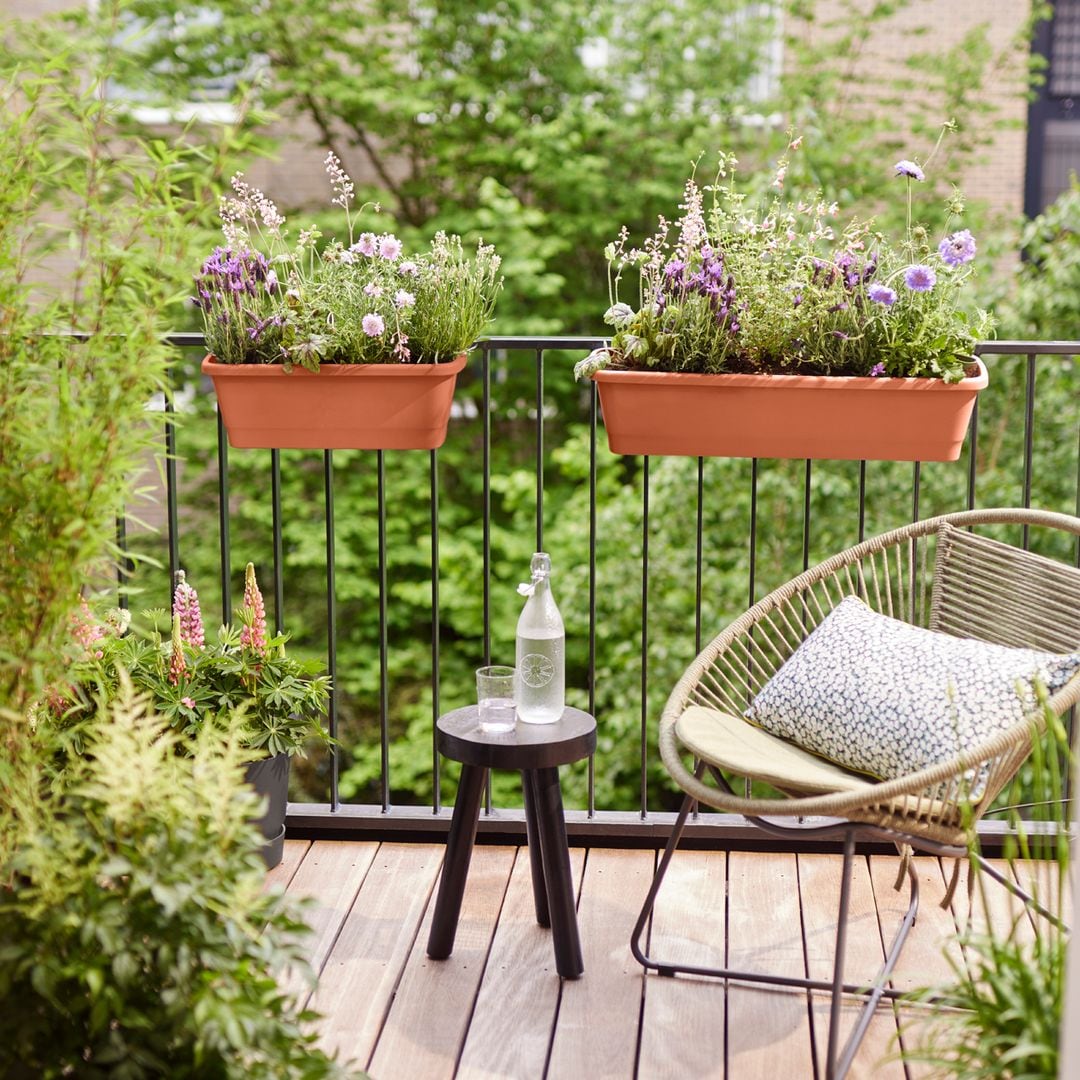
[577,133,992,384]
[60,565,330,758]
[194,154,502,371]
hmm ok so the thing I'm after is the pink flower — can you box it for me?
[172,570,204,648]
[394,289,415,309]
[169,614,186,684]
[353,233,377,257]
[399,260,419,276]
[362,313,385,337]
[240,562,268,655]
[378,235,403,261]
[181,696,196,709]
[71,601,105,655]
[363,283,383,298]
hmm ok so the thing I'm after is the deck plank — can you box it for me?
[456,847,587,1080]
[280,839,379,1003]
[263,838,310,892]
[799,853,905,1080]
[725,850,815,1078]
[637,849,726,1080]
[312,842,444,1069]
[367,844,517,1080]
[547,848,655,1080]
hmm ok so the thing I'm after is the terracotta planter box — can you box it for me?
[591,360,988,462]
[203,353,467,450]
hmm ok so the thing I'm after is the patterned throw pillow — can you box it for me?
[744,596,1080,781]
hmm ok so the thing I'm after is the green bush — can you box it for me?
[0,692,358,1079]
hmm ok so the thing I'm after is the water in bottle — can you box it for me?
[515,552,565,724]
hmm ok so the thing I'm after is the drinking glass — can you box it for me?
[476,665,517,733]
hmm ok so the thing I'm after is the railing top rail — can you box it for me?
[164,332,1078,354]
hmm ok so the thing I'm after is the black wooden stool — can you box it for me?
[426,706,597,979]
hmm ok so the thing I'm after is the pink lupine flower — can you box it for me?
[181,696,196,709]
[172,570,205,648]
[240,562,268,655]
[71,600,105,657]
[169,614,187,684]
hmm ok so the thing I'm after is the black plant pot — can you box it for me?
[243,752,290,870]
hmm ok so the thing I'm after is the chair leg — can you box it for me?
[970,851,1070,932]
[632,802,922,1080]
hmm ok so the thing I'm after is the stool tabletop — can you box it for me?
[436,706,596,770]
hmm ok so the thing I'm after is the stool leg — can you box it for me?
[529,766,584,979]
[522,769,551,928]
[427,763,487,960]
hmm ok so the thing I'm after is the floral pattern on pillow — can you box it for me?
[744,596,1080,781]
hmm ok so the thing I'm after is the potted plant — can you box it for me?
[62,565,330,869]
[196,154,502,450]
[575,132,992,462]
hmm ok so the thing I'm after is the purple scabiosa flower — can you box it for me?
[362,313,385,337]
[240,563,267,656]
[394,289,415,309]
[904,264,937,292]
[894,160,925,181]
[378,235,403,261]
[399,260,419,276]
[354,233,377,257]
[939,229,977,267]
[869,362,886,377]
[868,283,897,306]
[363,283,383,298]
[172,570,204,648]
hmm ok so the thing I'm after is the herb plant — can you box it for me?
[194,156,502,370]
[64,565,331,758]
[578,130,993,383]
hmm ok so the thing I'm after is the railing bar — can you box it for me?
[431,449,442,815]
[1075,422,1080,569]
[216,411,231,622]
[911,461,921,624]
[378,450,390,815]
[695,457,705,654]
[967,395,979,514]
[588,380,598,818]
[802,459,812,573]
[270,449,284,634]
[536,348,544,553]
[324,449,339,812]
[1022,353,1036,550]
[641,455,650,821]
[483,347,491,665]
[115,515,130,609]
[858,460,867,544]
[165,379,179,586]
[749,459,758,608]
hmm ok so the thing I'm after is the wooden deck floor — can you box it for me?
[266,839,1061,1080]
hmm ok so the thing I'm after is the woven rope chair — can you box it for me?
[630,508,1080,1080]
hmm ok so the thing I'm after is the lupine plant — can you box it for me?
[194,155,502,370]
[577,128,993,383]
[61,565,331,758]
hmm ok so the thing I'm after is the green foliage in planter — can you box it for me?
[0,690,359,1079]
[899,700,1071,1079]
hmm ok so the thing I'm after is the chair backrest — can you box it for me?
[929,523,1080,653]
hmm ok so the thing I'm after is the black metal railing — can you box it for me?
[136,335,1079,849]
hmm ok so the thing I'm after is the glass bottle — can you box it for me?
[515,552,565,724]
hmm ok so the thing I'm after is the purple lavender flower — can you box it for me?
[362,313,385,337]
[869,362,886,377]
[894,160,925,181]
[663,259,687,286]
[904,264,936,292]
[868,283,897,306]
[938,229,977,267]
